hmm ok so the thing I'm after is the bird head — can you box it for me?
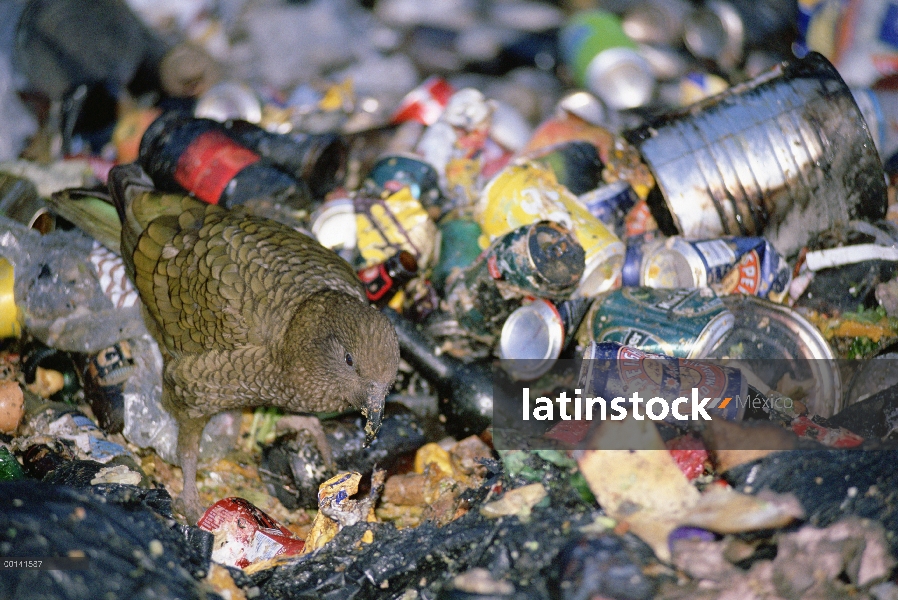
[283,291,400,444]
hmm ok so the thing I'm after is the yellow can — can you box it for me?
[0,258,21,339]
[476,161,624,297]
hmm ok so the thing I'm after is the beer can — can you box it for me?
[638,236,792,302]
[578,340,747,423]
[446,220,585,339]
[624,52,887,258]
[477,162,625,298]
[559,10,656,110]
[579,180,637,237]
[499,296,592,381]
[529,141,603,196]
[354,187,438,269]
[709,294,840,417]
[364,153,443,213]
[582,287,735,358]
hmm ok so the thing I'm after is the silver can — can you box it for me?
[624,52,887,258]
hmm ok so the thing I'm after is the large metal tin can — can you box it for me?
[624,52,887,258]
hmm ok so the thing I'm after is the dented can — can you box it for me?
[364,153,443,214]
[499,296,592,381]
[625,52,887,258]
[579,180,637,238]
[582,287,734,358]
[579,340,747,422]
[446,220,585,339]
[634,236,792,302]
[478,162,625,298]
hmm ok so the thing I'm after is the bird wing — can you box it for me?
[131,203,365,355]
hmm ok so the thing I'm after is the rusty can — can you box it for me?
[445,220,584,339]
[624,52,887,258]
[582,287,735,358]
[478,162,625,298]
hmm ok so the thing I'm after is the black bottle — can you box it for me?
[138,111,311,210]
[382,308,492,439]
[223,120,347,200]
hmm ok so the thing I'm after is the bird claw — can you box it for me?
[173,492,206,525]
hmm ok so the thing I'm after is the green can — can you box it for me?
[446,220,585,339]
[581,287,734,358]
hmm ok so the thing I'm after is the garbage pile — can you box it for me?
[3,0,898,599]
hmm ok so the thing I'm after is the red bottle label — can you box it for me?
[358,263,392,302]
[174,130,260,204]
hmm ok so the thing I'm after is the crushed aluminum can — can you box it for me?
[390,76,455,126]
[559,10,656,110]
[445,220,585,340]
[499,296,592,381]
[576,340,748,424]
[197,497,305,568]
[582,287,735,359]
[431,217,484,294]
[477,161,625,298]
[364,153,443,215]
[354,186,438,269]
[632,236,792,302]
[711,294,841,417]
[579,180,637,238]
[624,52,887,258]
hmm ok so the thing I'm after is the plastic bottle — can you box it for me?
[138,112,312,210]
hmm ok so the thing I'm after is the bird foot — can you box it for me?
[173,490,206,525]
[276,414,335,470]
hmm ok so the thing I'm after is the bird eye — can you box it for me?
[345,352,354,367]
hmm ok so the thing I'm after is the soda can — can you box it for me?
[624,52,887,258]
[621,232,665,288]
[364,153,443,214]
[498,296,592,381]
[582,287,735,359]
[578,340,747,423]
[198,497,305,568]
[559,10,656,110]
[579,180,637,237]
[478,162,625,298]
[850,87,898,162]
[354,187,438,269]
[0,172,54,234]
[445,221,585,339]
[390,76,455,126]
[636,236,792,302]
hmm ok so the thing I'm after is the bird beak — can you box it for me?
[362,384,388,446]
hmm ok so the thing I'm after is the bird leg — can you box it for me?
[275,414,335,470]
[172,414,211,524]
